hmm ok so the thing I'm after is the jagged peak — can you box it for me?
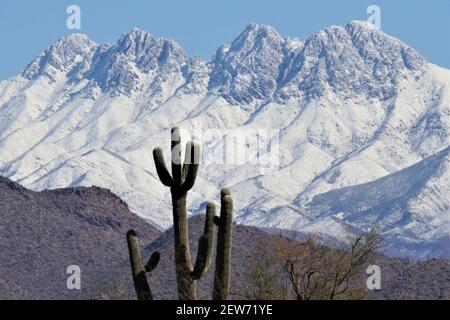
[344,20,396,41]
[231,23,284,49]
[52,33,97,56]
[111,27,188,65]
[303,20,412,48]
[299,20,425,69]
[45,33,98,56]
[85,27,188,96]
[208,23,288,105]
[243,23,280,34]
[127,27,147,35]
[58,33,95,44]
[212,23,287,62]
[22,33,97,80]
[345,20,376,30]
[115,28,153,53]
[117,27,183,51]
[343,20,421,53]
[118,27,152,43]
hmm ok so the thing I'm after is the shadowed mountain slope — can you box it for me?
[0,177,161,299]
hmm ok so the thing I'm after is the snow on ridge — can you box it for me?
[302,147,450,259]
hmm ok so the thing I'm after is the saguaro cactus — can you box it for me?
[126,230,160,300]
[153,127,215,300]
[213,188,234,300]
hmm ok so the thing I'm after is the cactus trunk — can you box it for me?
[126,230,159,300]
[213,189,234,300]
[172,191,197,300]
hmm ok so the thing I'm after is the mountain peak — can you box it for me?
[22,33,97,80]
[59,32,95,44]
[119,27,152,42]
[234,23,283,48]
[128,27,147,35]
[117,27,183,52]
[208,23,287,104]
[275,20,426,101]
[208,20,428,104]
[345,20,376,30]
[87,27,188,96]
[116,28,153,52]
[244,23,279,33]
[34,33,97,52]
[344,20,426,71]
[113,27,186,60]
[40,33,97,56]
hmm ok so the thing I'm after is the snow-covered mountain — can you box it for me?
[0,21,449,259]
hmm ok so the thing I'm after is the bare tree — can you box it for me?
[244,260,288,300]
[272,231,380,300]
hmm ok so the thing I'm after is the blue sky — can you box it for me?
[0,0,449,79]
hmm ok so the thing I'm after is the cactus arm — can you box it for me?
[145,251,161,273]
[191,202,216,280]
[171,127,183,185]
[203,202,216,235]
[191,235,211,280]
[213,189,234,300]
[126,230,154,300]
[221,188,231,197]
[181,142,200,192]
[181,141,193,181]
[153,148,173,187]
